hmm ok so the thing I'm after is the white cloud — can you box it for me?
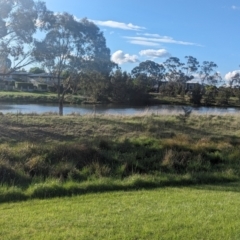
[124,36,202,46]
[128,40,160,47]
[139,49,170,58]
[225,70,240,81]
[111,50,139,64]
[137,33,161,37]
[90,20,145,31]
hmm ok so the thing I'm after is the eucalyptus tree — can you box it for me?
[163,57,185,82]
[29,67,45,74]
[199,61,222,85]
[163,57,187,96]
[131,60,165,91]
[0,0,47,73]
[184,56,200,76]
[109,69,133,102]
[33,12,112,115]
[228,69,240,87]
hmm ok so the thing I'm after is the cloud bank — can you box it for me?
[111,50,139,64]
[225,70,240,81]
[90,20,145,31]
[139,49,170,58]
[128,40,160,47]
[124,35,202,46]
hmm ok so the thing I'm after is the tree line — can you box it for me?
[1,0,240,115]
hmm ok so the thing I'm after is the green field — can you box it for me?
[1,185,240,239]
[1,112,240,201]
[1,112,240,238]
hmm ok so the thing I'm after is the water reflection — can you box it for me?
[0,103,239,115]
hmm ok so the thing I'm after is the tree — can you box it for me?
[184,56,200,75]
[33,13,113,115]
[0,0,48,73]
[163,57,187,96]
[199,61,222,85]
[29,67,45,74]
[228,70,240,87]
[109,69,131,103]
[164,57,185,82]
[131,60,165,91]
[217,87,231,105]
[79,71,110,102]
[204,85,218,105]
[188,84,203,105]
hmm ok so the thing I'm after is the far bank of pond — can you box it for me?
[0,102,240,115]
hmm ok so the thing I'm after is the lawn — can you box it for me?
[1,185,240,239]
[1,112,240,239]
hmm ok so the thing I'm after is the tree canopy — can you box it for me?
[33,12,114,115]
[0,0,48,72]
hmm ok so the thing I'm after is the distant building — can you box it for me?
[0,71,63,91]
[28,73,60,86]
[185,78,203,91]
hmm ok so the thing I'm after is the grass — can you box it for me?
[0,90,85,104]
[0,112,240,202]
[1,184,240,239]
[1,112,240,238]
[2,90,240,107]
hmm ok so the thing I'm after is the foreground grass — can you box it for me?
[1,112,240,239]
[1,185,240,239]
[1,112,240,202]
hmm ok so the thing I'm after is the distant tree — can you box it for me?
[79,71,110,102]
[188,84,203,105]
[184,56,200,75]
[33,13,113,115]
[217,87,231,105]
[163,57,187,96]
[0,0,48,73]
[131,60,165,91]
[160,81,178,97]
[233,87,240,103]
[110,69,131,102]
[203,85,218,105]
[199,61,222,85]
[164,57,185,82]
[228,68,240,87]
[29,67,45,74]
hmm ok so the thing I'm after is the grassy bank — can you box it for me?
[1,185,240,239]
[1,112,240,202]
[0,91,85,104]
[2,90,240,108]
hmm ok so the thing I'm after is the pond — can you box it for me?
[0,103,240,115]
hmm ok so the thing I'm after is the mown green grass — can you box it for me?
[1,185,240,239]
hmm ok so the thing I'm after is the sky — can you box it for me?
[43,0,240,82]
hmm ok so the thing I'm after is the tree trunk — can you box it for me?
[59,98,63,116]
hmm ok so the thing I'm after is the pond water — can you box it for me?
[0,103,240,115]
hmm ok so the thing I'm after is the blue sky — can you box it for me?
[44,0,240,81]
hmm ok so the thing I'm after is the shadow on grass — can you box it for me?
[1,174,239,204]
[0,122,75,143]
